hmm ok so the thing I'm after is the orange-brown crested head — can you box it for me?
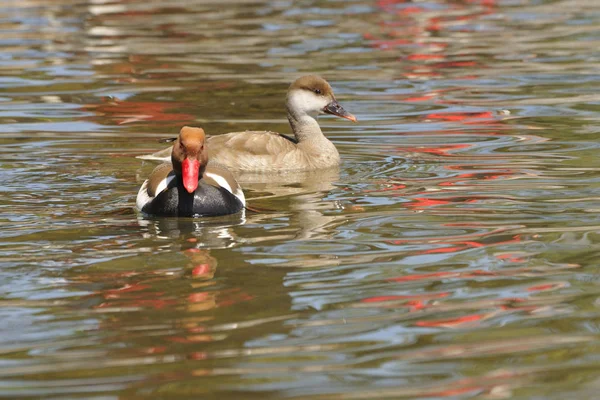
[286,75,356,122]
[172,126,208,193]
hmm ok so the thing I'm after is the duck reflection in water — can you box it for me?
[136,158,346,242]
[138,216,243,249]
[241,167,345,241]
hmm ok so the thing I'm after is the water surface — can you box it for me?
[1,0,600,398]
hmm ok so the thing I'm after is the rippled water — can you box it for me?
[1,0,600,398]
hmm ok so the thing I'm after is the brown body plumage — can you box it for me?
[138,75,356,173]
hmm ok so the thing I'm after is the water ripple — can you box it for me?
[1,0,600,398]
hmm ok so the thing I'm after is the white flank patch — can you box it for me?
[135,175,174,211]
[205,172,246,206]
[135,180,151,211]
[154,175,174,197]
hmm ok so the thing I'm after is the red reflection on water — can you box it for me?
[404,93,437,102]
[425,111,495,122]
[188,292,211,303]
[411,197,451,208]
[143,346,167,354]
[387,239,526,282]
[361,183,407,194]
[438,170,517,187]
[364,36,411,50]
[84,98,195,125]
[407,194,484,210]
[215,288,255,307]
[436,163,520,188]
[496,253,526,263]
[376,0,433,14]
[98,298,177,310]
[527,282,568,292]
[376,0,406,11]
[389,271,459,282]
[71,244,257,348]
[388,225,517,246]
[449,170,514,180]
[404,143,471,157]
[406,53,445,61]
[70,268,179,310]
[428,385,482,397]
[191,263,212,277]
[103,283,151,298]
[386,256,577,291]
[167,335,214,344]
[362,292,450,303]
[421,245,468,254]
[91,274,178,310]
[415,313,486,327]
[361,292,450,312]
[368,0,500,86]
[71,245,241,313]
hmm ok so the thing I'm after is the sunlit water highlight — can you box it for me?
[1,0,600,398]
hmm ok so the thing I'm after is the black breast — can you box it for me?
[142,182,243,217]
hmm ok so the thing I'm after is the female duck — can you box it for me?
[136,127,245,217]
[139,75,356,172]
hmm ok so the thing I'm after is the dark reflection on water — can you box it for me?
[1,0,600,398]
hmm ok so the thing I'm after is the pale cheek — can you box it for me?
[289,91,328,115]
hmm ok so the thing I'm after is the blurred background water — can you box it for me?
[1,0,600,398]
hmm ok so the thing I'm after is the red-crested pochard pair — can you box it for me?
[136,75,356,217]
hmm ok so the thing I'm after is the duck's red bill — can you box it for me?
[182,159,200,193]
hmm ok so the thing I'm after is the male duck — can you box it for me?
[136,127,245,217]
[138,75,356,172]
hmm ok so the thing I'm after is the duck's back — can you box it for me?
[138,130,339,172]
[207,131,301,172]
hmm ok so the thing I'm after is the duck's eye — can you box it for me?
[313,88,322,95]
